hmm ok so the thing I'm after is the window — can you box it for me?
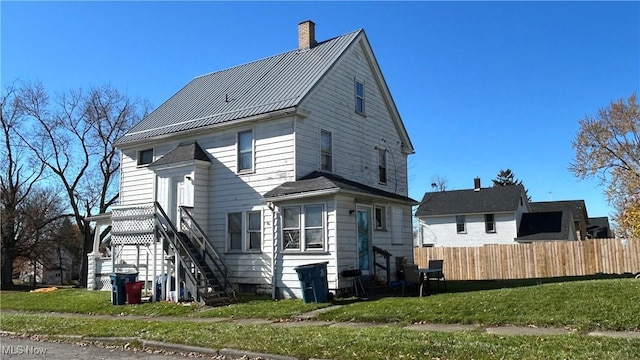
[374,206,386,230]
[355,79,365,114]
[137,149,153,166]
[237,130,253,173]
[456,215,466,233]
[320,130,332,172]
[378,148,387,184]
[283,204,325,251]
[485,214,496,233]
[227,211,262,252]
[228,213,242,250]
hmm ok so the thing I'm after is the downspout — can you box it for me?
[268,202,277,300]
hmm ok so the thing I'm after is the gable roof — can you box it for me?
[516,210,574,241]
[115,26,413,153]
[263,171,417,204]
[149,141,210,168]
[530,200,589,224]
[415,185,526,217]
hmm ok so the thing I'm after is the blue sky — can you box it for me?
[2,1,639,220]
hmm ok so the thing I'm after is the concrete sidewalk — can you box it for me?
[2,307,639,360]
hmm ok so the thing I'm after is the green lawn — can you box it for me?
[1,278,639,359]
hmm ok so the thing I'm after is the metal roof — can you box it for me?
[115,30,361,146]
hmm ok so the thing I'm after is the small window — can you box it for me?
[378,148,387,184]
[320,130,332,172]
[485,214,496,233]
[374,206,386,230]
[237,130,253,173]
[355,79,365,114]
[456,215,466,233]
[283,204,325,251]
[137,149,153,166]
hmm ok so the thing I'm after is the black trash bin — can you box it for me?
[110,272,138,305]
[294,262,329,303]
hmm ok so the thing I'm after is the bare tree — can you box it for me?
[0,82,48,288]
[15,81,149,286]
[430,175,448,192]
[570,93,640,236]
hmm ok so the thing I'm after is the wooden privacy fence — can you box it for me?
[414,238,640,280]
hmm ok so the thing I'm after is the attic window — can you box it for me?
[137,149,153,166]
[355,79,365,115]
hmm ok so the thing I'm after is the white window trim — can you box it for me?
[226,210,263,252]
[320,129,332,172]
[237,129,255,174]
[282,203,326,252]
[137,148,154,167]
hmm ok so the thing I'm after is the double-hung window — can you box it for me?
[456,215,466,233]
[485,214,496,233]
[283,204,325,251]
[227,210,262,252]
[237,129,254,173]
[378,148,387,184]
[355,79,365,114]
[320,130,332,172]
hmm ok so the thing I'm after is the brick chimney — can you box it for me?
[474,177,481,191]
[298,20,316,50]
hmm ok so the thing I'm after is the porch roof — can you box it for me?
[263,171,418,204]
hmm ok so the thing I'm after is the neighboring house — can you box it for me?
[587,216,612,238]
[416,179,600,247]
[416,178,530,247]
[88,21,416,301]
[529,200,590,240]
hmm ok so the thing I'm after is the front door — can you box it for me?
[357,207,372,273]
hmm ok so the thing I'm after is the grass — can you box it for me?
[1,313,638,359]
[1,278,639,359]
[317,278,640,331]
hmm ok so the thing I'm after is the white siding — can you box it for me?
[296,40,409,196]
[420,212,519,247]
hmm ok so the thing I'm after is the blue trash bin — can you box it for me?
[294,262,329,303]
[110,272,138,305]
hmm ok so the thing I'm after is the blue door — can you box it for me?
[357,208,371,272]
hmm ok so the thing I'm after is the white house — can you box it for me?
[416,178,590,247]
[87,21,417,302]
[416,178,530,247]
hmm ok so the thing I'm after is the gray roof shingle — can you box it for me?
[263,171,417,204]
[530,200,589,224]
[115,30,361,146]
[415,185,527,217]
[149,141,210,168]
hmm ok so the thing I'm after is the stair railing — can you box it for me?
[372,245,392,284]
[152,203,215,302]
[179,206,235,298]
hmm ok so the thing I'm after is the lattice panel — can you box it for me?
[95,275,112,291]
[111,233,156,245]
[112,218,154,234]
